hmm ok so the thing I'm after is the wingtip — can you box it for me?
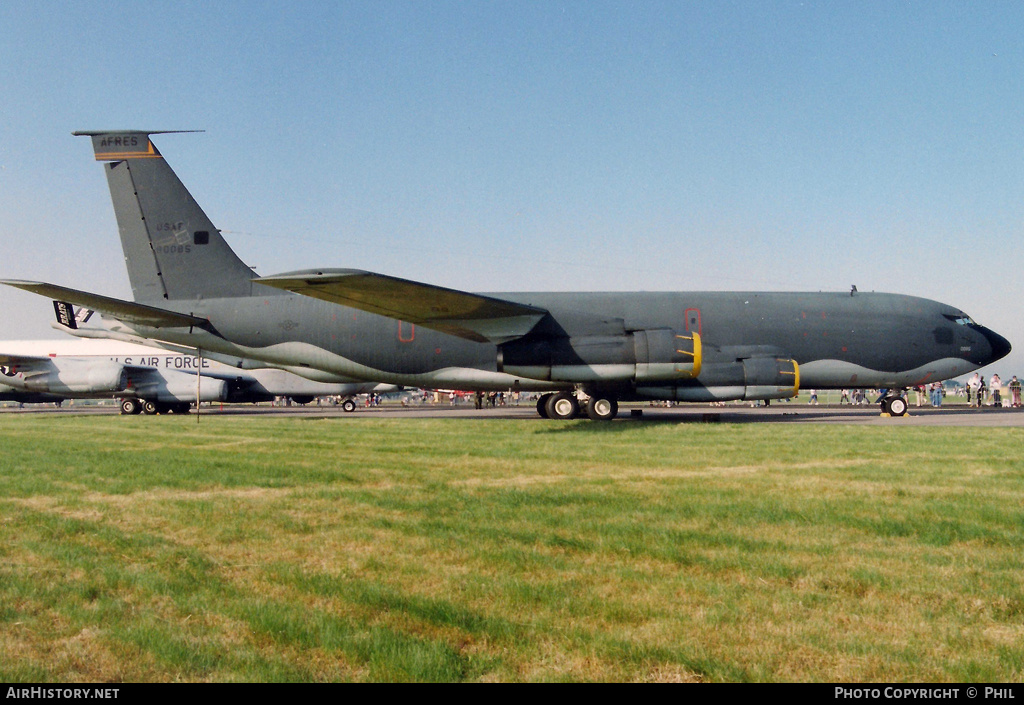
[0,278,45,289]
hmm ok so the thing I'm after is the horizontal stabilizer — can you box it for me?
[72,130,203,161]
[257,269,547,344]
[0,280,209,329]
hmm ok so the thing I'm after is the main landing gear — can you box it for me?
[879,393,908,417]
[536,392,619,421]
[120,398,143,415]
[118,398,191,415]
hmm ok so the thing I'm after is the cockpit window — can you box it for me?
[944,314,977,326]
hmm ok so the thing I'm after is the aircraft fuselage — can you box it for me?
[108,286,1006,400]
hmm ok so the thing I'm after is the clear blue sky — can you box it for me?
[1,0,1022,378]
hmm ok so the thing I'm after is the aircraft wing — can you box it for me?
[257,269,547,344]
[0,352,53,369]
[0,280,209,329]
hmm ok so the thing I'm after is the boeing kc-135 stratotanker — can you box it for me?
[1,131,1010,419]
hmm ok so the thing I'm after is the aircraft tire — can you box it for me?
[586,396,618,421]
[887,396,908,417]
[120,398,142,415]
[536,393,553,418]
[142,400,161,415]
[342,398,357,413]
[546,392,580,420]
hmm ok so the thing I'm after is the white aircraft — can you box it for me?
[0,338,390,414]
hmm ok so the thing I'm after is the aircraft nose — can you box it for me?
[980,326,1012,364]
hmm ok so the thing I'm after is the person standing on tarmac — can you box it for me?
[1010,376,1022,408]
[990,374,1002,407]
[968,373,982,407]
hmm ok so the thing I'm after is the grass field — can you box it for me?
[1,414,1022,682]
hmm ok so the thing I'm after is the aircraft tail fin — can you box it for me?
[74,131,258,303]
[52,300,93,330]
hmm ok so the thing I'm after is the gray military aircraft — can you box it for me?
[0,131,1011,419]
[0,337,390,414]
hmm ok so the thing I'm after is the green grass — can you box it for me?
[1,415,1023,681]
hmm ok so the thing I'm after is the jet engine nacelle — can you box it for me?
[497,329,701,383]
[637,356,800,402]
[21,360,127,394]
[129,369,228,403]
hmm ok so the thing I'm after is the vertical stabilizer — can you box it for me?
[74,131,257,303]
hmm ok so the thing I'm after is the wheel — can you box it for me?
[342,398,357,413]
[536,393,553,419]
[887,396,908,416]
[142,400,161,415]
[170,403,191,414]
[546,392,580,420]
[586,396,618,421]
[120,398,142,415]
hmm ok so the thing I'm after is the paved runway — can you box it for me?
[4,402,1023,426]
[290,403,1024,426]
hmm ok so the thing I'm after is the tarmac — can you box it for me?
[3,401,1024,426]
